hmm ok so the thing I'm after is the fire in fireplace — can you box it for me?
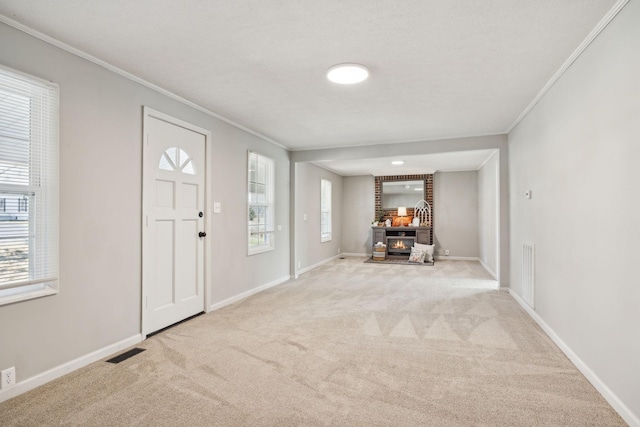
[391,240,409,249]
[387,237,415,255]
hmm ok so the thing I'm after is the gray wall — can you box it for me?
[291,134,509,284]
[0,22,290,385]
[0,15,514,404]
[433,171,479,258]
[478,153,499,278]
[209,124,290,304]
[342,175,375,255]
[508,0,639,421]
[295,163,343,270]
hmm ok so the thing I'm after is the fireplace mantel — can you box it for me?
[371,226,432,258]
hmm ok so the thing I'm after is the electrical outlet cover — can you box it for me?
[1,367,16,389]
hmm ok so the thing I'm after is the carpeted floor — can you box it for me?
[363,256,434,266]
[0,258,626,426]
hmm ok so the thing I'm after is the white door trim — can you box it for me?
[141,106,212,338]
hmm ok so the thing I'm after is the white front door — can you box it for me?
[142,109,207,336]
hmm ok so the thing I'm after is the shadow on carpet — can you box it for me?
[364,257,434,266]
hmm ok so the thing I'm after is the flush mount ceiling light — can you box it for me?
[391,160,404,165]
[327,63,369,84]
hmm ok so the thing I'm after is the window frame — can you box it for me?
[0,65,59,306]
[320,179,332,242]
[247,151,275,255]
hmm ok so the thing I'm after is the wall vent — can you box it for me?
[522,243,535,308]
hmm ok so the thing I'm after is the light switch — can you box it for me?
[277,225,282,231]
[213,202,221,213]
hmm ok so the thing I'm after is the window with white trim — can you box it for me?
[0,66,59,305]
[320,179,332,242]
[248,151,274,254]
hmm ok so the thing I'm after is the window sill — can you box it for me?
[248,246,275,256]
[0,286,58,307]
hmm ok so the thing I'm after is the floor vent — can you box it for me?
[106,348,146,364]
[522,243,535,309]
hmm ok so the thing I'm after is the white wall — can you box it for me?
[295,163,343,270]
[433,171,479,258]
[0,22,290,392]
[478,152,499,278]
[342,175,375,255]
[508,0,640,423]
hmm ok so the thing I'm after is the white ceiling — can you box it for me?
[313,149,498,176]
[0,0,618,175]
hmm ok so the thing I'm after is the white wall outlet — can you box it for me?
[213,202,221,213]
[1,367,16,389]
[277,224,282,231]
[445,249,450,256]
[297,261,301,269]
[338,248,341,254]
[303,213,307,221]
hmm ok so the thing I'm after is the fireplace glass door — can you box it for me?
[387,237,415,255]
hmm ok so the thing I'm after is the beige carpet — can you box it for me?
[0,258,626,426]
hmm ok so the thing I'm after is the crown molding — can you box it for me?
[506,0,630,134]
[476,149,499,170]
[0,15,289,151]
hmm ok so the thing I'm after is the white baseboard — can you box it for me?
[341,252,368,257]
[507,290,639,427]
[0,334,142,404]
[0,275,291,404]
[479,259,498,280]
[296,254,341,277]
[207,275,290,312]
[434,255,479,261]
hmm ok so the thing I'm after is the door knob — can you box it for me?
[199,232,207,238]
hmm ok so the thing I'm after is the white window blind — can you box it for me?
[320,179,332,242]
[248,151,274,254]
[0,66,59,304]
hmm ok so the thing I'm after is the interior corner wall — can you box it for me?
[508,0,640,422]
[291,134,510,282]
[433,171,479,258]
[478,153,499,278]
[0,22,290,391]
[342,175,375,255]
[295,163,343,270]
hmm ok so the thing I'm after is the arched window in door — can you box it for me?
[158,147,196,175]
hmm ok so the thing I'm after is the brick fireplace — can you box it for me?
[374,174,434,244]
